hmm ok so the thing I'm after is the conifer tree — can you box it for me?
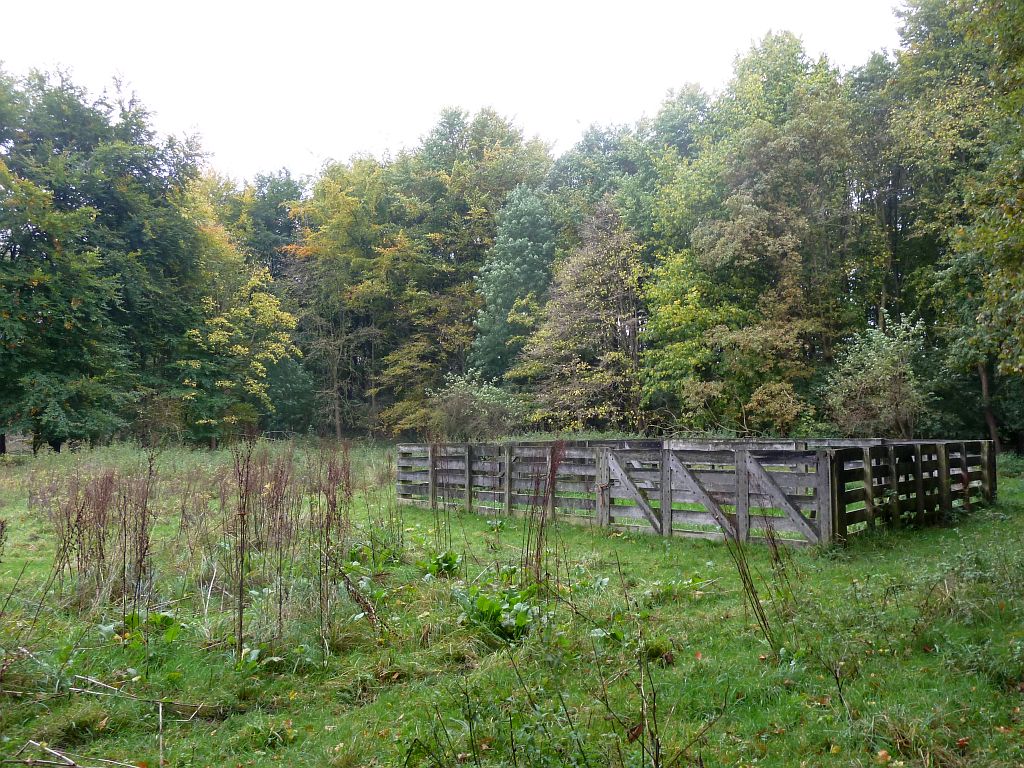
[470,186,555,379]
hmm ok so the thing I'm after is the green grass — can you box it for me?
[1,442,1023,767]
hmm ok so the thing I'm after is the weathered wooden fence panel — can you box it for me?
[829,440,990,538]
[397,438,997,546]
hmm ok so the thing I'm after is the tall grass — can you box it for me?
[0,441,1020,767]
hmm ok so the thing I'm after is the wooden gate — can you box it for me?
[600,446,829,545]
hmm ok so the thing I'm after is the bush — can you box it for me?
[420,550,462,578]
[453,584,539,643]
[746,381,813,435]
[426,373,527,441]
[825,314,928,438]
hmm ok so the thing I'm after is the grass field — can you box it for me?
[0,442,1022,767]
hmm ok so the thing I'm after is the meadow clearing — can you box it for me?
[0,442,1022,767]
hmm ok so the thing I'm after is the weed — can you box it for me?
[454,584,541,644]
[420,550,462,579]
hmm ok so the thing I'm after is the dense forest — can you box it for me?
[2,0,1023,451]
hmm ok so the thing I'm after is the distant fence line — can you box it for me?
[396,438,996,546]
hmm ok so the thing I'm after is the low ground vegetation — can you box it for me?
[0,442,1022,767]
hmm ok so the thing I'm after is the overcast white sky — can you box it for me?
[2,0,903,182]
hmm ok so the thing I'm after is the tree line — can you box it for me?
[2,0,1022,450]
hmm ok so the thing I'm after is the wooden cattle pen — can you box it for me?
[396,439,997,546]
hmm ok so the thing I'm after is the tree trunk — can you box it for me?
[0,433,6,455]
[368,336,377,434]
[878,285,887,332]
[978,361,1001,452]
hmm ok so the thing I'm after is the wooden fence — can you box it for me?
[396,439,996,546]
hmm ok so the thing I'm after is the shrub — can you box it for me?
[825,314,928,438]
[426,373,527,441]
[746,381,813,435]
[453,584,539,643]
[420,550,462,578]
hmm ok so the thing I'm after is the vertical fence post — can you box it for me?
[811,450,835,548]
[861,447,876,529]
[913,444,926,524]
[428,444,437,511]
[595,447,610,527]
[546,444,556,520]
[887,445,901,528]
[836,449,851,542]
[989,441,998,501]
[959,441,971,512]
[937,443,952,514]
[464,444,473,513]
[503,443,513,515]
[816,450,834,545]
[927,443,942,522]
[659,446,673,537]
[735,448,750,542]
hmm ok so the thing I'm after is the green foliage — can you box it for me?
[825,315,929,438]
[5,0,1024,446]
[179,267,299,443]
[226,170,304,276]
[175,185,299,444]
[420,550,462,578]
[512,201,647,431]
[0,158,135,448]
[1,72,205,391]
[425,373,526,442]
[470,185,555,379]
[262,358,316,435]
[998,451,1024,478]
[283,113,551,436]
[643,35,859,435]
[886,0,1017,442]
[0,71,308,448]
[453,583,539,643]
[934,0,1024,379]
